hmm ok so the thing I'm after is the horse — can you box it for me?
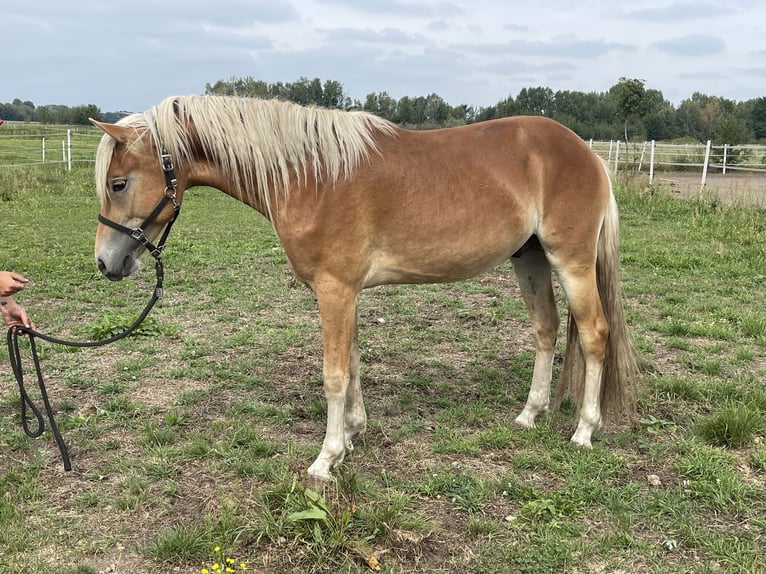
[91,95,640,482]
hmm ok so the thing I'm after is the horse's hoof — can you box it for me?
[514,413,536,429]
[307,460,335,485]
[306,469,334,489]
[569,434,593,448]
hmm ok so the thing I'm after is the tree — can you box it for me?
[714,114,750,145]
[71,104,101,125]
[363,91,397,120]
[612,77,650,142]
[321,80,347,109]
[749,97,766,140]
[424,93,450,125]
[515,87,554,116]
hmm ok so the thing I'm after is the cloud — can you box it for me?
[740,66,766,78]
[677,71,730,80]
[462,36,635,60]
[319,26,427,47]
[485,59,577,76]
[651,34,726,56]
[624,1,729,21]
[318,0,463,17]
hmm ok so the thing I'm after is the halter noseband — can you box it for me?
[97,147,181,261]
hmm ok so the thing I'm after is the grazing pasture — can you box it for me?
[0,164,765,573]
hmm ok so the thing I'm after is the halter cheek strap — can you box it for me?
[97,148,181,260]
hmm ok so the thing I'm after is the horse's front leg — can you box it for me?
[307,283,359,483]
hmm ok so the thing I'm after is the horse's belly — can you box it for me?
[363,237,521,287]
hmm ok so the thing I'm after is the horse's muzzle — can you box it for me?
[96,253,140,281]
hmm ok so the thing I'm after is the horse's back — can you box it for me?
[278,114,610,288]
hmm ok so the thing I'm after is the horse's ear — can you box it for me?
[89,118,132,144]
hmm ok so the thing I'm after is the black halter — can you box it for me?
[97,147,181,261]
[6,147,182,471]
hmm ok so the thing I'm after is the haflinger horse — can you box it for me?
[91,95,640,482]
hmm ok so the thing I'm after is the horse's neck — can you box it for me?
[187,159,276,221]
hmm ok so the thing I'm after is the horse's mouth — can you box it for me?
[102,272,125,282]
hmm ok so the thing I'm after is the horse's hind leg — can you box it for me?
[556,264,609,447]
[344,309,367,449]
[511,248,560,428]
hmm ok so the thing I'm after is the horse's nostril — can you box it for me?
[97,258,107,274]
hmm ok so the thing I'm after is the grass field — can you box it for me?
[0,163,765,573]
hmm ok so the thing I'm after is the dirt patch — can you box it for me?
[635,171,766,207]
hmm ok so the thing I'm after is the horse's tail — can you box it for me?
[554,172,641,420]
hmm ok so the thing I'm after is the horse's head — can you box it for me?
[91,119,183,281]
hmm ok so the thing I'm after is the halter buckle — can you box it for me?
[164,187,180,210]
[130,228,146,242]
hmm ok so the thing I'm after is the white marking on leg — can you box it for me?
[344,319,366,449]
[307,392,347,481]
[514,347,554,428]
[570,361,603,448]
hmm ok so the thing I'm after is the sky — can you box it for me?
[3,0,766,114]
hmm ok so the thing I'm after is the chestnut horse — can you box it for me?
[92,95,640,482]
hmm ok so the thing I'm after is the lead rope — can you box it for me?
[6,145,180,471]
[7,258,166,471]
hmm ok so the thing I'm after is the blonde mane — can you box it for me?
[95,95,397,216]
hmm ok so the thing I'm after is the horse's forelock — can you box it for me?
[94,113,155,204]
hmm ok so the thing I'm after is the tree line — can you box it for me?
[204,76,766,144]
[0,100,128,126]
[4,76,766,144]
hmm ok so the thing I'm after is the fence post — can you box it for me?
[613,141,620,175]
[722,144,728,175]
[701,140,712,188]
[638,141,647,172]
[67,129,72,171]
[649,140,655,184]
[42,137,46,162]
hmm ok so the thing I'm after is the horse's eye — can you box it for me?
[110,178,128,193]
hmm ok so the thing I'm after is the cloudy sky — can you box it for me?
[4,0,765,113]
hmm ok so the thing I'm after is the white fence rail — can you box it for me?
[0,125,101,170]
[589,140,766,187]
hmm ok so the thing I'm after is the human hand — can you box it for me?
[0,297,35,331]
[0,271,29,296]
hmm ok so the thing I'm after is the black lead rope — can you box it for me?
[7,259,165,471]
[6,147,180,472]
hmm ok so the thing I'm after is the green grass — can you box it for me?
[0,165,764,573]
